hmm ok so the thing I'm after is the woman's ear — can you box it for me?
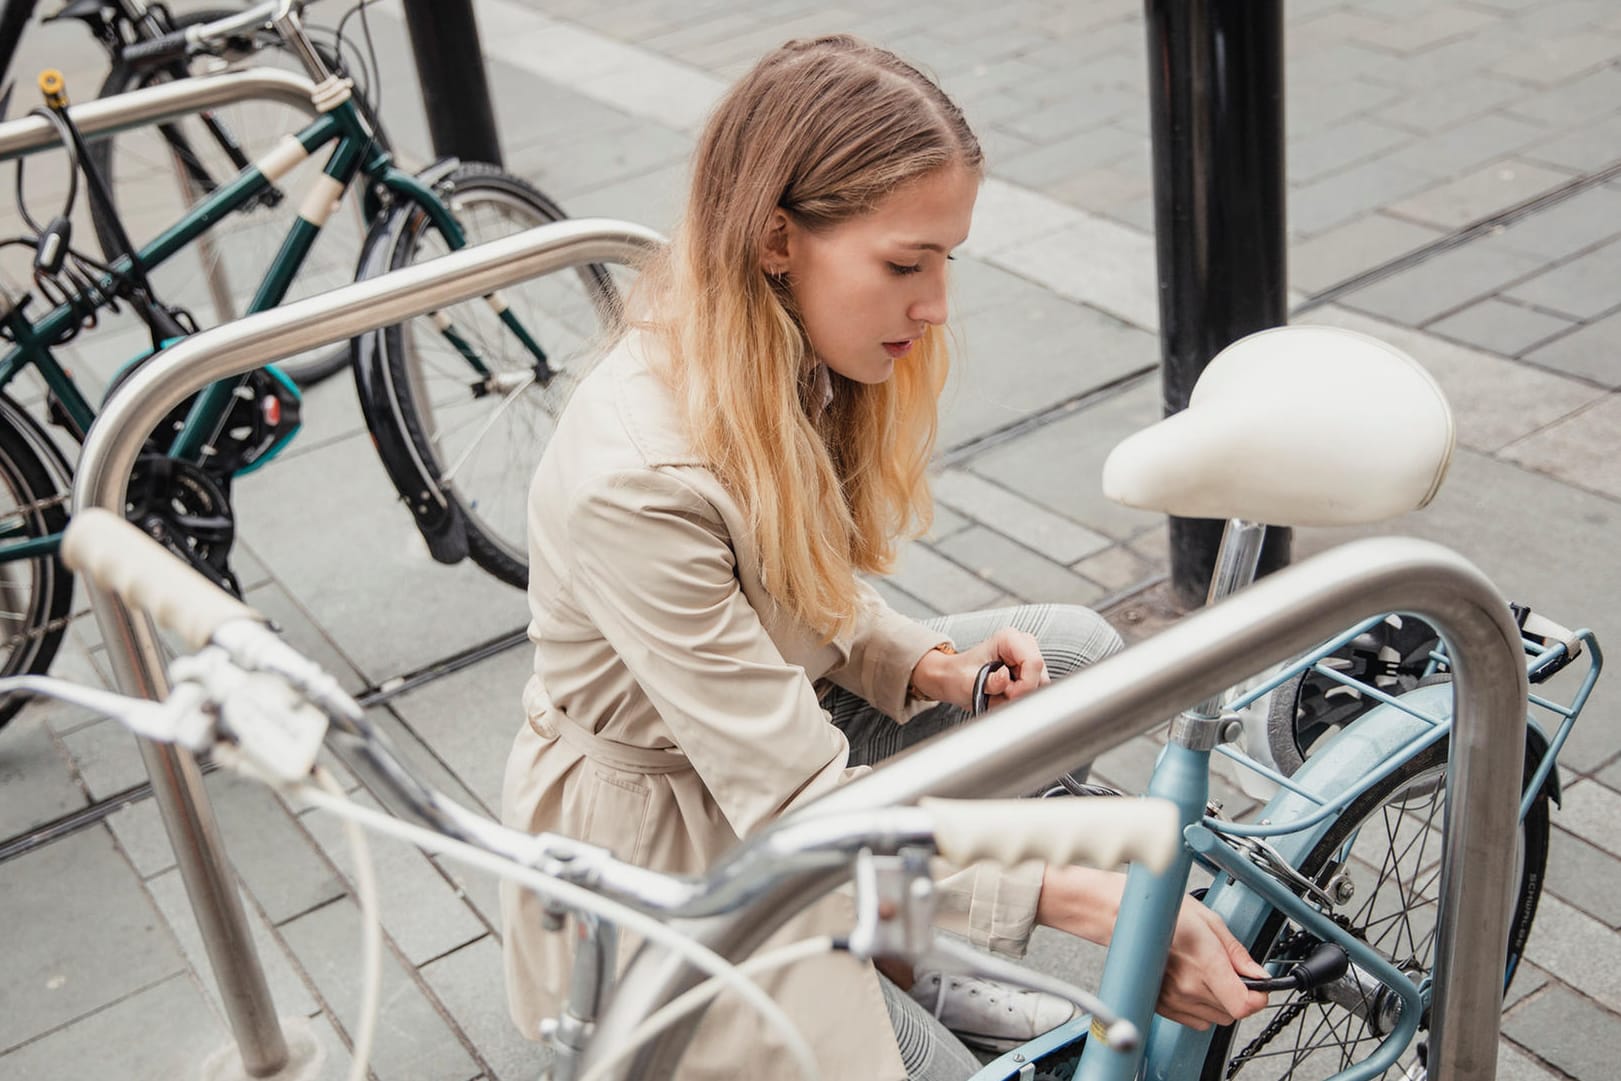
[760,208,793,276]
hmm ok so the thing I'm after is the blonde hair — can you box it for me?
[633,35,982,638]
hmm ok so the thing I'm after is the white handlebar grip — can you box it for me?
[62,508,265,650]
[920,796,1181,874]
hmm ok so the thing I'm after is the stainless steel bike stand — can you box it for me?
[66,214,660,1076]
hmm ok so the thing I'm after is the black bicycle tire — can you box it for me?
[1198,735,1549,1080]
[377,162,620,589]
[87,10,371,387]
[0,407,74,730]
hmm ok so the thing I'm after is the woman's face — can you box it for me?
[774,164,978,385]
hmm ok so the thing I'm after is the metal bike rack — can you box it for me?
[0,68,320,162]
[71,219,662,1077]
[69,214,1527,1079]
[593,536,1530,1081]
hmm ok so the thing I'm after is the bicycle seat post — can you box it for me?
[1191,517,1265,717]
[542,914,619,1081]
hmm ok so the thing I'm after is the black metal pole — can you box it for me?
[400,0,503,166]
[1143,0,1289,608]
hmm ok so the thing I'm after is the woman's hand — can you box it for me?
[909,628,1049,710]
[1036,866,1269,1031]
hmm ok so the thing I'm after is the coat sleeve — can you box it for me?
[820,578,953,722]
[564,468,853,839]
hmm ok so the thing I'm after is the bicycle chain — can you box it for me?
[1225,915,1362,1078]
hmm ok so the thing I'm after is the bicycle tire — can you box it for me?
[0,405,75,730]
[87,9,383,387]
[374,162,620,588]
[1198,734,1547,1080]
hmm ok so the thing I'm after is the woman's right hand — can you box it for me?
[1158,895,1270,1030]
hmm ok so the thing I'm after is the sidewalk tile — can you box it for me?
[1504,239,1621,320]
[1338,4,1498,51]
[1374,72,1525,132]
[868,576,943,621]
[1494,183,1621,262]
[1289,118,1413,185]
[1507,64,1621,126]
[992,124,1143,190]
[1289,213,1444,296]
[0,975,224,1081]
[421,936,544,1081]
[1524,894,1621,1012]
[1384,113,1561,183]
[1071,544,1159,595]
[209,768,347,925]
[60,718,151,800]
[888,542,1006,615]
[1428,297,1576,357]
[1338,234,1544,326]
[963,177,1089,258]
[1503,982,1621,1080]
[986,215,1160,331]
[1524,310,1621,387]
[1386,159,1575,230]
[1290,158,1440,238]
[146,865,319,1022]
[1500,393,1621,500]
[933,526,1106,607]
[0,712,86,839]
[1521,111,1621,173]
[107,797,177,879]
[301,790,487,967]
[1546,827,1621,927]
[1492,32,1621,85]
[279,898,481,1081]
[934,470,1112,565]
[1550,778,1621,858]
[0,829,183,1050]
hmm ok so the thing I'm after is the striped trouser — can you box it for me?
[825,603,1125,773]
[825,604,1124,1081]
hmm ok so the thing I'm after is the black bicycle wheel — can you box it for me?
[88,10,385,387]
[376,162,620,588]
[0,404,74,730]
[1199,735,1547,1080]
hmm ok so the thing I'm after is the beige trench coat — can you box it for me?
[501,332,1046,1080]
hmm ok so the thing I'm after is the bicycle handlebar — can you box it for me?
[61,508,265,649]
[120,0,294,69]
[922,796,1179,873]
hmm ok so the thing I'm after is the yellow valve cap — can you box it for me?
[38,69,68,108]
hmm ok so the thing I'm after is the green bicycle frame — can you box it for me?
[0,90,540,564]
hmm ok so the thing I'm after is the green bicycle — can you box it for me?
[0,0,619,727]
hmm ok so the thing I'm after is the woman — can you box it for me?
[502,35,1266,1081]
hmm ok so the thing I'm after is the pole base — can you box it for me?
[199,1017,324,1081]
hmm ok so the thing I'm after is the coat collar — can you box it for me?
[609,332,706,468]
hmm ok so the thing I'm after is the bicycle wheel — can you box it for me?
[0,405,74,730]
[88,10,384,386]
[1199,735,1547,1080]
[375,162,620,588]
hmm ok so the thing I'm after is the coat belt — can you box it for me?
[527,694,693,775]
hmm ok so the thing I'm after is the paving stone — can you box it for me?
[887,541,1006,615]
[963,176,1089,259]
[1286,78,1406,137]
[1040,164,1151,215]
[59,718,152,800]
[1505,240,1621,320]
[933,526,1107,607]
[107,797,177,879]
[1382,112,1561,183]
[1375,72,1526,133]
[279,897,481,1081]
[1545,827,1621,927]
[382,643,534,815]
[1495,1038,1565,1081]
[1313,306,1608,452]
[0,709,86,840]
[0,975,226,1081]
[1493,183,1621,263]
[1503,982,1621,1080]
[933,470,1113,565]
[1070,544,1157,595]
[1523,310,1621,387]
[301,789,486,966]
[1290,157,1442,238]
[1288,212,1445,296]
[558,157,690,236]
[1501,393,1621,501]
[1507,64,1621,127]
[146,864,319,1022]
[969,378,1164,543]
[1523,894,1621,1013]
[242,581,367,694]
[1288,118,1413,186]
[1492,32,1621,85]
[1520,112,1621,173]
[1336,4,1500,51]
[1387,159,1576,230]
[421,936,544,1081]
[992,123,1144,190]
[208,767,347,925]
[867,574,943,620]
[1428,297,1577,357]
[510,120,692,203]
[1284,40,1400,84]
[1339,233,1545,326]
[985,214,1161,332]
[1550,778,1621,857]
[0,828,183,1050]
[924,503,972,543]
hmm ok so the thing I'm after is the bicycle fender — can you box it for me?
[352,196,468,566]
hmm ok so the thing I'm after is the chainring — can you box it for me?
[125,452,242,595]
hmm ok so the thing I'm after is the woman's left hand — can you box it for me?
[910,627,1049,711]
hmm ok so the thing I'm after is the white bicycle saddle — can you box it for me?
[1101,325,1455,527]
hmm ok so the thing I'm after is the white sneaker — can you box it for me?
[906,971,1080,1052]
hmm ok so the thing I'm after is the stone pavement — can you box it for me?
[2,1,1619,1078]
